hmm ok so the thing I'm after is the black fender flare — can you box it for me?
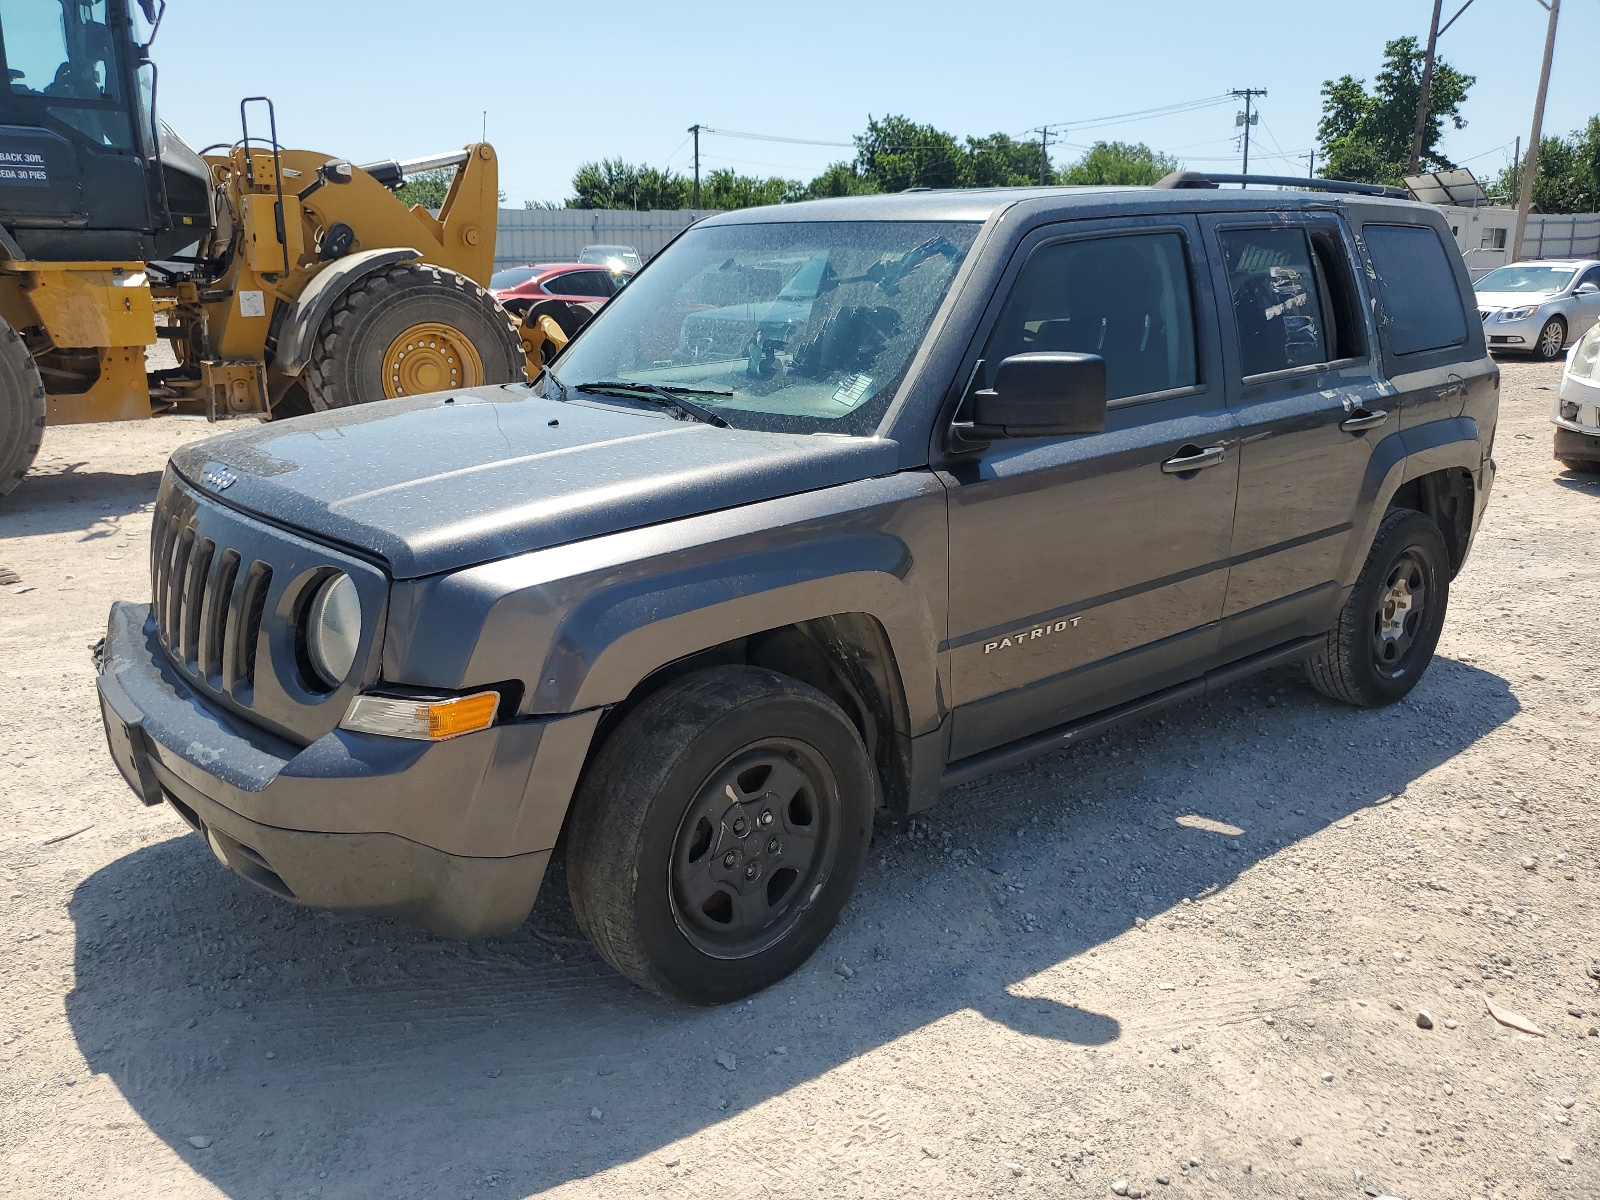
[266,247,421,390]
[1339,416,1483,586]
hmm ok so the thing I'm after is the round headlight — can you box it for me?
[306,573,362,687]
[1569,323,1600,381]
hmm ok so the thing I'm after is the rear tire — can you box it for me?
[0,317,45,497]
[1533,316,1567,361]
[1560,458,1600,474]
[304,263,525,411]
[566,666,874,1004]
[1305,508,1450,707]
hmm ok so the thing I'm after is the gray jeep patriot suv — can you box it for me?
[98,178,1498,1002]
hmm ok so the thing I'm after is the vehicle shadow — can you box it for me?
[1554,466,1600,493]
[0,462,164,541]
[64,657,1517,1198]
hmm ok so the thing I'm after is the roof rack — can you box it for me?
[1153,170,1409,200]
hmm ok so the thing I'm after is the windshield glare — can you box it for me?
[1475,265,1577,294]
[552,220,981,435]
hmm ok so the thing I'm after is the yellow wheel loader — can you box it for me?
[0,0,562,496]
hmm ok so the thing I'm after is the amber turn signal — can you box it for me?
[340,690,500,741]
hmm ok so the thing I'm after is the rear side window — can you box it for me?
[981,231,1198,403]
[1219,228,1329,376]
[1361,224,1468,355]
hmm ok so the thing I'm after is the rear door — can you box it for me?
[942,215,1240,760]
[1201,211,1392,659]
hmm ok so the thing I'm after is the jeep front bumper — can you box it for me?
[96,602,599,939]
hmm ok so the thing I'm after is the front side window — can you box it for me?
[552,219,980,435]
[980,231,1198,402]
[1219,227,1329,377]
[0,0,132,147]
[1364,223,1468,355]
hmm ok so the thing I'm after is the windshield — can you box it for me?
[552,220,980,435]
[1475,265,1578,294]
[490,266,539,290]
[580,245,641,269]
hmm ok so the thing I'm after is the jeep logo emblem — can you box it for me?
[202,466,237,491]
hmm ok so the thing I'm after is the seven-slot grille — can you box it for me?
[150,485,273,697]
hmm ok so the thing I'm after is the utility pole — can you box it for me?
[688,124,701,209]
[1513,0,1560,262]
[1038,126,1051,186]
[1302,150,1315,179]
[1511,135,1520,203]
[1231,89,1266,178]
[1407,0,1476,175]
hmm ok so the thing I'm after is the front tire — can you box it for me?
[304,263,525,410]
[1560,458,1600,474]
[566,666,874,1004]
[1533,316,1567,361]
[0,317,45,497]
[1306,508,1450,707]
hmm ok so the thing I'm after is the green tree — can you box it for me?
[567,158,692,209]
[1486,117,1600,214]
[1317,36,1473,186]
[395,168,453,209]
[853,115,965,192]
[964,132,1048,187]
[395,168,504,208]
[1056,141,1179,186]
[700,168,802,210]
[802,161,877,199]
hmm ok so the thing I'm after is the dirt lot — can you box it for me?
[1,359,1596,1200]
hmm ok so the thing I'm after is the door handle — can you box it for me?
[1339,407,1389,432]
[1161,445,1226,474]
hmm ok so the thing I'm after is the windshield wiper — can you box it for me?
[576,381,729,428]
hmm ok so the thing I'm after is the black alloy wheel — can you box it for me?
[1371,550,1429,678]
[566,665,874,1003]
[1305,507,1450,707]
[669,740,839,959]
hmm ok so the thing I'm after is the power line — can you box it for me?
[697,126,854,148]
[1031,93,1235,135]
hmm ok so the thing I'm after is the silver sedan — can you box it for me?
[1475,259,1600,361]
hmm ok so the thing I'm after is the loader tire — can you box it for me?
[304,262,525,410]
[0,318,46,497]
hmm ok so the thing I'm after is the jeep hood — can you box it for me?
[171,387,901,579]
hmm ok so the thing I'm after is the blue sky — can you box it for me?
[151,0,1599,206]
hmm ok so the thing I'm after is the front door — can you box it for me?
[1203,213,1395,659]
[944,217,1239,761]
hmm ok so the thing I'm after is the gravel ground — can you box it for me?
[1,359,1596,1200]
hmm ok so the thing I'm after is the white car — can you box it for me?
[1476,259,1600,361]
[1554,321,1600,471]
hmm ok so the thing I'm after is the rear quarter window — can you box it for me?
[1362,223,1468,356]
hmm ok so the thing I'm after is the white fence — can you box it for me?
[1523,212,1600,260]
[493,209,720,268]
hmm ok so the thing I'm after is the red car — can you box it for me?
[489,262,633,337]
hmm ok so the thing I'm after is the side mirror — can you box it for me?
[1577,281,1599,295]
[964,352,1108,440]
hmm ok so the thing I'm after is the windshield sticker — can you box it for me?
[831,373,874,407]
